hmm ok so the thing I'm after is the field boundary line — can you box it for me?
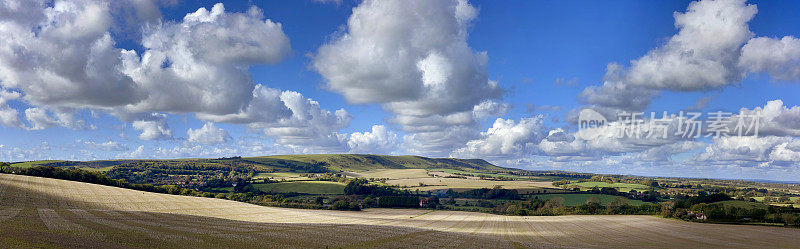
[409,210,435,219]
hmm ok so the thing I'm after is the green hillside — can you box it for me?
[251,181,346,194]
[9,159,136,172]
[244,154,502,172]
[564,181,651,192]
[532,193,646,207]
[6,154,502,175]
[9,160,66,168]
[713,200,769,209]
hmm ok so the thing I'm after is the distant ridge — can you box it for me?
[9,154,504,172]
[244,154,504,172]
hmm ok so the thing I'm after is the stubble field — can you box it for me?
[347,169,556,193]
[1,173,798,248]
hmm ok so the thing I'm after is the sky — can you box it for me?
[1,0,800,181]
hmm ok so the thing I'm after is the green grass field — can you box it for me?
[751,196,800,202]
[563,181,650,192]
[8,160,65,168]
[713,200,769,209]
[254,172,311,181]
[252,181,345,194]
[78,166,115,172]
[435,169,546,181]
[8,160,114,172]
[750,197,800,208]
[531,194,646,206]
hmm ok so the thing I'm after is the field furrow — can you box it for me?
[3,174,799,249]
[0,206,21,222]
[68,209,192,242]
[37,208,84,231]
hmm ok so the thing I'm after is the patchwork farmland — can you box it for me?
[1,173,798,248]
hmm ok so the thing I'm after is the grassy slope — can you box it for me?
[713,200,769,209]
[9,160,116,172]
[750,196,800,208]
[752,196,800,202]
[564,181,651,192]
[7,154,503,174]
[8,160,65,168]
[254,172,312,181]
[245,154,503,172]
[532,193,647,206]
[436,168,547,181]
[252,181,346,194]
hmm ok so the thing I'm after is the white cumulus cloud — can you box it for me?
[186,122,232,145]
[0,90,22,128]
[739,36,800,82]
[579,0,800,114]
[313,0,503,156]
[348,125,399,154]
[132,114,172,140]
[121,3,291,115]
[451,116,545,159]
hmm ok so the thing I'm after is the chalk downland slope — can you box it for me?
[245,154,504,172]
[1,174,798,248]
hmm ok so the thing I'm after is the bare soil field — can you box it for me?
[1,173,798,248]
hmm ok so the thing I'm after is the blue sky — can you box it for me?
[1,0,800,180]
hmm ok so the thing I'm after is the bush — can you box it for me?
[344,179,403,196]
[331,198,361,211]
[378,196,419,208]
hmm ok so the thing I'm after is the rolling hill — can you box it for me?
[244,154,504,172]
[1,173,798,248]
[9,154,504,173]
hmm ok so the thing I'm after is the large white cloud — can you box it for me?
[313,0,502,156]
[734,100,800,137]
[247,90,353,152]
[121,3,291,115]
[690,136,799,167]
[195,84,292,124]
[534,99,800,174]
[537,128,597,161]
[0,1,294,132]
[768,139,800,166]
[348,125,399,154]
[579,0,799,114]
[451,116,545,159]
[739,36,800,82]
[579,0,756,113]
[626,0,756,91]
[401,125,477,156]
[24,107,95,130]
[132,114,172,140]
[186,122,232,145]
[0,0,358,155]
[0,0,144,108]
[536,113,705,163]
[562,0,800,178]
